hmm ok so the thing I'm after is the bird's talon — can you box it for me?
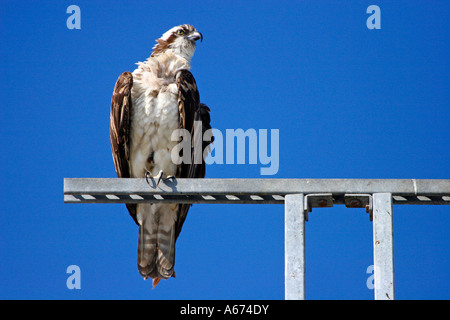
[155,170,164,186]
[145,171,152,185]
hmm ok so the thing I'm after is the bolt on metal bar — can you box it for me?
[285,194,305,300]
[372,193,395,300]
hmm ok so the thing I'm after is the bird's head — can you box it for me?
[151,24,203,60]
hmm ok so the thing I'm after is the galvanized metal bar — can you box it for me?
[64,178,450,205]
[63,178,450,300]
[372,193,395,300]
[285,194,305,300]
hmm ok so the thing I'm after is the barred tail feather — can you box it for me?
[137,204,158,280]
[137,221,158,280]
[136,204,177,285]
[155,223,176,279]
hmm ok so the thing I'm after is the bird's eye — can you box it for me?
[177,30,185,35]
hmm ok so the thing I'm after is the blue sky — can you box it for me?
[1,0,449,299]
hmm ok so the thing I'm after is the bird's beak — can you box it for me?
[188,31,203,42]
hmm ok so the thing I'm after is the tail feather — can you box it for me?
[136,204,177,284]
[137,220,158,280]
[155,225,176,279]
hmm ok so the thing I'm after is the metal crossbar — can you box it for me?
[64,178,450,300]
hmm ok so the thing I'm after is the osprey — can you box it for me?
[110,24,212,287]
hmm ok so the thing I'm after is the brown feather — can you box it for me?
[110,71,138,224]
[175,69,213,239]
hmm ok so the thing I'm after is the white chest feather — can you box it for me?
[129,53,190,178]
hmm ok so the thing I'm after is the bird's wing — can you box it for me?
[176,69,213,239]
[110,71,138,224]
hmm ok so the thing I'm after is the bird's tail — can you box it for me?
[137,205,177,286]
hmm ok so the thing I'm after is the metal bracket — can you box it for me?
[303,193,334,221]
[344,194,373,221]
[302,193,373,221]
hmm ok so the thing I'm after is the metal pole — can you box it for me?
[285,194,305,300]
[372,193,395,300]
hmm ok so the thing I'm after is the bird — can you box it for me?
[109,24,213,287]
